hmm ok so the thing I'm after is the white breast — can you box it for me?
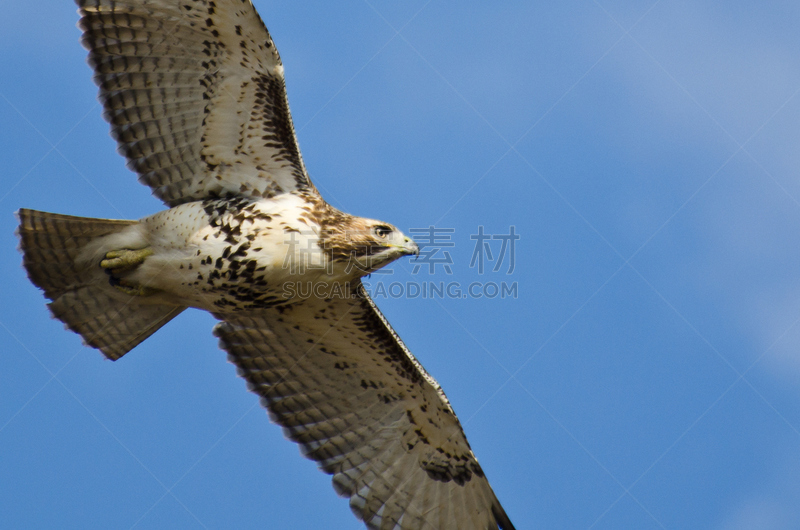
[130,194,329,310]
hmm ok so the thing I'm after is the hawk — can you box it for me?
[17,1,516,528]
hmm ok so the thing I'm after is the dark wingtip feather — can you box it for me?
[493,501,516,530]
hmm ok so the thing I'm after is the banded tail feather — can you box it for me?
[17,208,185,360]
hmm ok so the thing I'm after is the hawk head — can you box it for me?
[320,214,419,278]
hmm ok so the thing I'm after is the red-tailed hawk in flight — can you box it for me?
[17,1,516,528]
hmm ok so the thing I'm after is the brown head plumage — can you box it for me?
[313,203,418,277]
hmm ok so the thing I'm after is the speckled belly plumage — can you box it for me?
[139,195,315,312]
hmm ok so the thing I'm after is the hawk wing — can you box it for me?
[214,283,515,530]
[77,0,314,206]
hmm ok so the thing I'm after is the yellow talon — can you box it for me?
[100,247,154,274]
[101,248,158,296]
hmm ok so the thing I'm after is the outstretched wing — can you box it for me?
[214,283,515,530]
[77,0,314,206]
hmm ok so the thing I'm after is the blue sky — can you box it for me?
[3,1,800,528]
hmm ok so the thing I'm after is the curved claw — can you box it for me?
[100,248,154,274]
[101,247,158,297]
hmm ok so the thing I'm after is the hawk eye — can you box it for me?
[374,225,392,239]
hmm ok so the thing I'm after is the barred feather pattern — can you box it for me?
[214,283,515,530]
[18,209,185,360]
[77,0,313,206]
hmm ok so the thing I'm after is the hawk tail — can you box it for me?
[17,209,185,360]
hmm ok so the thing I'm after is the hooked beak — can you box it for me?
[400,237,419,256]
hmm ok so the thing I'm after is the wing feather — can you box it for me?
[76,0,314,206]
[214,283,515,530]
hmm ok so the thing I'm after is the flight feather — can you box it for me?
[214,282,515,530]
[77,0,313,206]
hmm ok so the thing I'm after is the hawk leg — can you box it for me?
[101,248,159,297]
[100,248,154,273]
